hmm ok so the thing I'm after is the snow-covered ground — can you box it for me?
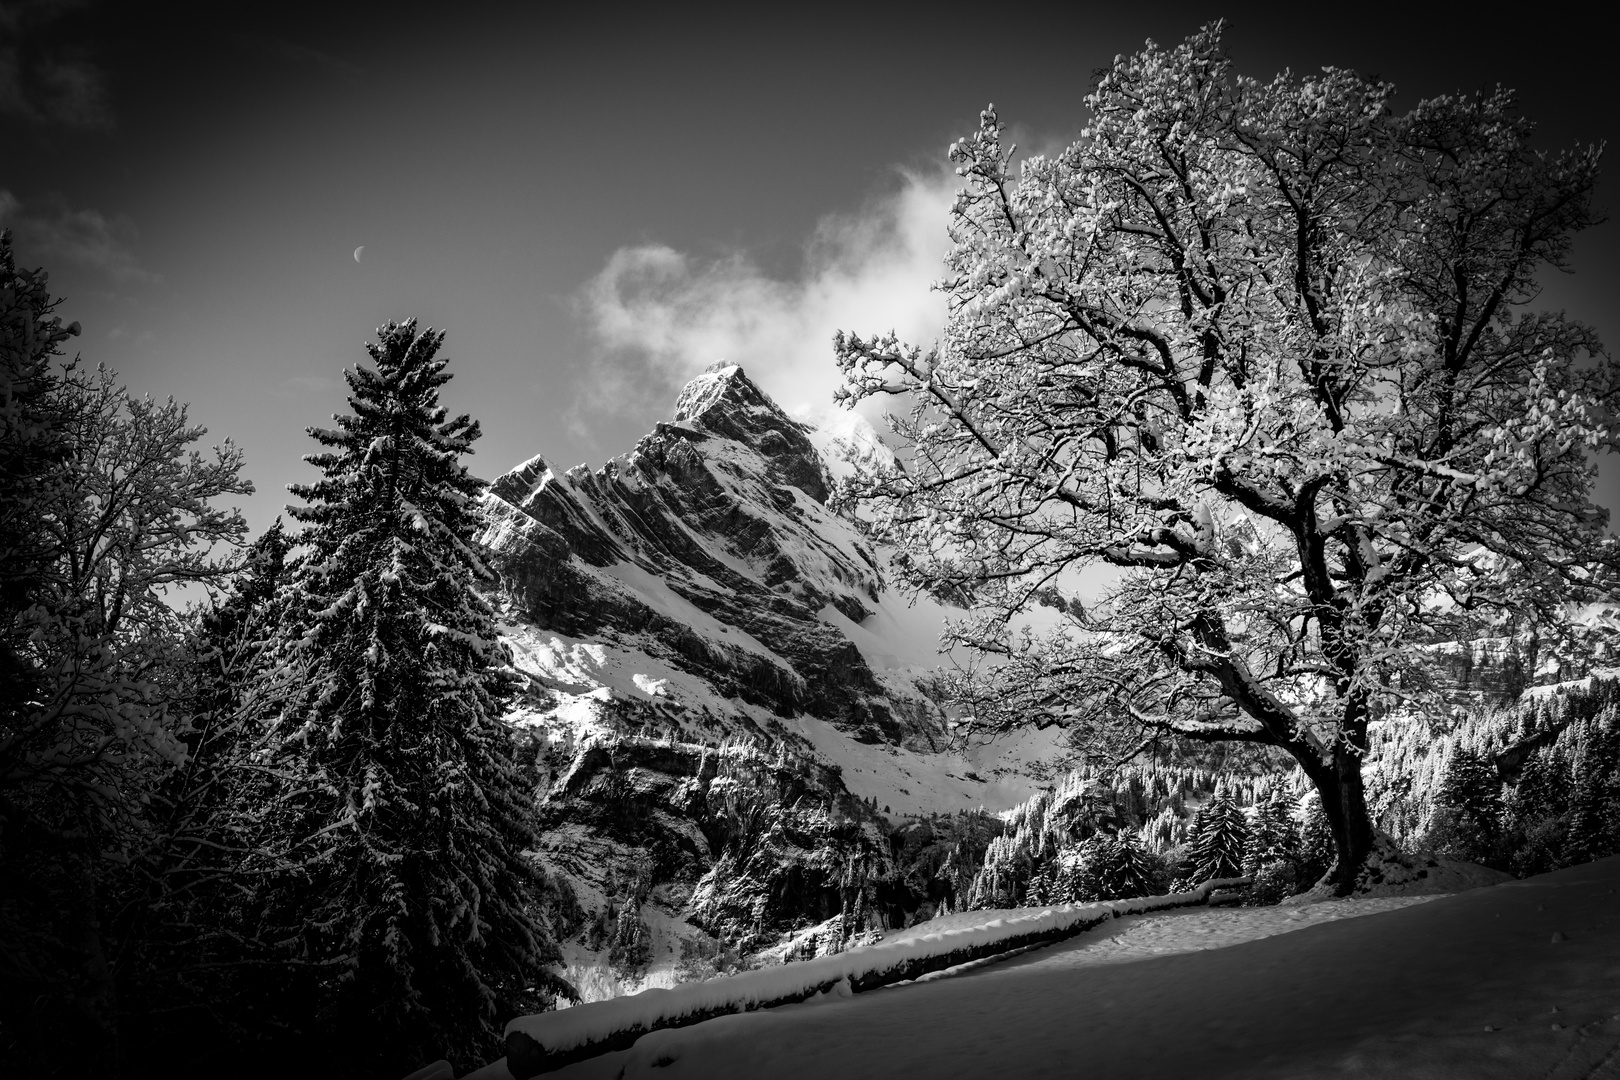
[492,887,1234,1068]
[877,894,1438,957]
[527,855,1620,1080]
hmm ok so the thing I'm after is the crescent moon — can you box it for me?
[353,245,365,263]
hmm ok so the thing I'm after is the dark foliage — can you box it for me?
[234,321,572,1076]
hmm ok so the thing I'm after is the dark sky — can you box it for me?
[3,0,1616,538]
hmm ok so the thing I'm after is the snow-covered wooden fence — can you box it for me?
[449,878,1248,1079]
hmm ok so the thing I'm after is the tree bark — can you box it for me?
[1294,745,1375,897]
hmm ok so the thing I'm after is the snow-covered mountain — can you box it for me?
[1422,601,1620,710]
[478,364,1067,997]
[472,363,1620,1004]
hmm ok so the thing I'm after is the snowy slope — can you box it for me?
[525,855,1619,1080]
[464,879,1250,1078]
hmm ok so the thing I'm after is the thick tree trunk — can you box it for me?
[1293,745,1375,897]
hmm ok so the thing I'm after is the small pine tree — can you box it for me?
[1096,830,1159,899]
[1505,745,1569,833]
[249,321,571,1074]
[1428,749,1502,865]
[1565,728,1619,865]
[1565,761,1605,864]
[1296,792,1335,885]
[1185,791,1249,884]
[1059,835,1108,902]
[1243,788,1299,877]
[1025,862,1056,906]
[1041,845,1078,903]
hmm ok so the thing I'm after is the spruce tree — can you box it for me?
[1096,830,1158,900]
[1243,788,1300,877]
[253,321,569,1074]
[1062,836,1108,902]
[1185,791,1249,884]
[0,230,73,645]
[1565,759,1606,865]
[1025,862,1055,906]
[1565,717,1619,865]
[1297,792,1336,884]
[1429,749,1502,865]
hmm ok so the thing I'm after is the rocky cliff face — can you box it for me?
[1423,604,1620,711]
[483,363,940,748]
[479,365,1066,999]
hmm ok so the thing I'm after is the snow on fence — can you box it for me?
[454,878,1249,1079]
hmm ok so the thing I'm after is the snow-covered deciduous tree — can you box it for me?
[9,364,251,836]
[1,231,252,1072]
[245,321,570,1073]
[834,24,1615,894]
[113,520,302,1061]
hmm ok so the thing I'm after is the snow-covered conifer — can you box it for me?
[1565,716,1620,863]
[1244,788,1299,877]
[114,520,302,1062]
[1295,792,1336,884]
[248,321,570,1073]
[1185,792,1249,884]
[1057,836,1107,902]
[1427,750,1502,864]
[1096,829,1159,899]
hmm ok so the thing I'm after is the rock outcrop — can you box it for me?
[480,365,1067,1000]
[482,364,939,749]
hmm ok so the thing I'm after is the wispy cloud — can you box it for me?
[576,167,956,431]
[0,2,113,129]
[0,189,156,282]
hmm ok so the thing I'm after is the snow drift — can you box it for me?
[467,879,1248,1078]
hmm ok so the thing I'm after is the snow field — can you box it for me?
[537,856,1620,1080]
[483,879,1247,1075]
[993,894,1441,969]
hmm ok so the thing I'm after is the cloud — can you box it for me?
[0,2,113,129]
[0,189,155,281]
[577,167,957,429]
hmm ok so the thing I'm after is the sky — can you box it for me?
[3,0,1617,541]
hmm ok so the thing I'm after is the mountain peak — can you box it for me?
[673,363,767,424]
[667,364,828,503]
